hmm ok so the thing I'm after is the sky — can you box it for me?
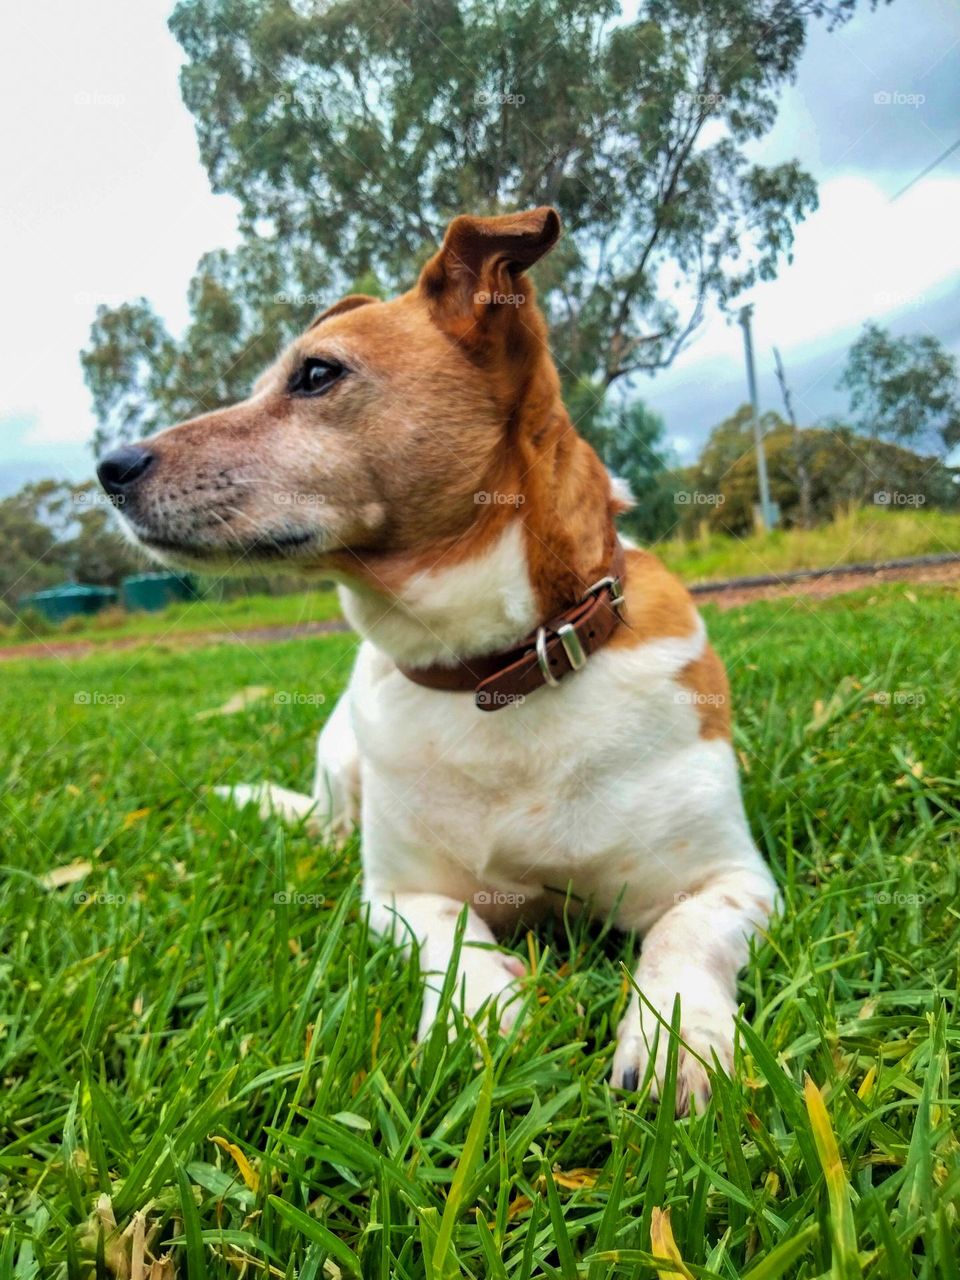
[0,0,958,495]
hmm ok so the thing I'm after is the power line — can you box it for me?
[890,137,960,202]
[738,305,774,532]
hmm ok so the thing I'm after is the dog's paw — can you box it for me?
[417,946,526,1042]
[611,1008,734,1115]
[213,783,353,848]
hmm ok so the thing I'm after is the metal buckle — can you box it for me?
[556,621,587,671]
[582,574,625,613]
[535,626,562,687]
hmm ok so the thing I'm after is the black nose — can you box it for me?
[97,444,155,496]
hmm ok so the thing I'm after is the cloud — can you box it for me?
[643,172,960,457]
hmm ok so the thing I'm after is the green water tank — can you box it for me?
[121,572,198,613]
[19,584,119,622]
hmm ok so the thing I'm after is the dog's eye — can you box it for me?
[291,357,347,397]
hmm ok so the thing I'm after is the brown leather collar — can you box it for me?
[398,541,627,711]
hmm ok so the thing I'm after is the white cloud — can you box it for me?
[669,174,960,371]
[0,0,239,460]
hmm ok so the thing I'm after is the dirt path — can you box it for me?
[692,556,960,609]
[3,556,959,661]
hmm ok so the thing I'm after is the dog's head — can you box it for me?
[98,207,564,580]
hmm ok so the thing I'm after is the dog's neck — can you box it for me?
[336,422,619,669]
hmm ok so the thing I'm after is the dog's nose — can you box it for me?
[97,444,155,496]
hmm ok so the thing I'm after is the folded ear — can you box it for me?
[308,294,379,329]
[419,207,560,338]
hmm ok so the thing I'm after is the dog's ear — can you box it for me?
[419,207,560,340]
[309,294,379,329]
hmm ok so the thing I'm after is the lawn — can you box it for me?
[1,584,958,1277]
[657,507,960,586]
[1,587,342,648]
[5,507,960,654]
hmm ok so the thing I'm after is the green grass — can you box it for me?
[7,507,960,654]
[1,587,342,648]
[657,507,960,585]
[1,583,958,1277]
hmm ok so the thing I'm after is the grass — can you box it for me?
[656,506,960,585]
[5,507,960,653]
[1,581,958,1277]
[0,587,341,648]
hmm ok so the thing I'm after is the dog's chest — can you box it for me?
[350,629,719,910]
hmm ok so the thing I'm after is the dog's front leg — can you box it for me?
[611,866,775,1114]
[366,890,526,1040]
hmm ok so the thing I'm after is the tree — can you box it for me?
[0,482,142,609]
[839,323,960,453]
[685,406,959,535]
[574,390,680,542]
[83,0,876,452]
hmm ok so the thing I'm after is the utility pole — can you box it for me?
[738,305,774,531]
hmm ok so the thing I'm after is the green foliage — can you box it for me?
[572,385,681,542]
[839,322,960,453]
[0,480,142,609]
[1,588,958,1274]
[81,241,323,455]
[79,0,878,451]
[683,406,959,536]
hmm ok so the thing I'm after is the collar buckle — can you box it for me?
[582,574,625,614]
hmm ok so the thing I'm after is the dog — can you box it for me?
[98,207,776,1112]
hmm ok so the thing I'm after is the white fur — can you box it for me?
[226,521,775,1109]
[337,521,539,667]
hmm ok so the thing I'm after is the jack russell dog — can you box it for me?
[97,206,776,1113]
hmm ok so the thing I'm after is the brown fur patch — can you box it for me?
[309,294,379,328]
[609,550,699,649]
[679,644,732,740]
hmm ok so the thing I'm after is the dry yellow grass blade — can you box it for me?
[195,685,272,719]
[857,1065,877,1100]
[41,860,92,889]
[803,1076,862,1278]
[210,1135,261,1191]
[649,1207,695,1280]
[549,1166,599,1190]
[122,807,151,830]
